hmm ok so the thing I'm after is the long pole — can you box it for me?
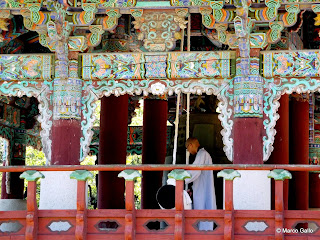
[186,93,190,164]
[173,93,181,165]
[187,15,191,52]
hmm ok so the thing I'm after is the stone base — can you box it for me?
[39,171,81,210]
[0,199,27,211]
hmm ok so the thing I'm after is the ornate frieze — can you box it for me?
[217,81,234,161]
[168,51,232,78]
[81,51,234,80]
[198,0,299,49]
[131,9,188,52]
[234,75,263,118]
[80,82,97,161]
[0,54,53,81]
[89,78,225,97]
[82,53,145,80]
[53,78,82,120]
[262,51,320,78]
[53,59,82,121]
[145,55,167,78]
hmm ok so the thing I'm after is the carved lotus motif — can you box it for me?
[150,82,166,95]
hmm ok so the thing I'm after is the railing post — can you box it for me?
[168,169,191,240]
[70,170,94,240]
[119,170,142,240]
[268,169,292,240]
[20,170,45,240]
[218,169,241,240]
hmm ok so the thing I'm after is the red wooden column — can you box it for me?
[51,54,81,166]
[141,97,168,209]
[20,170,45,240]
[233,49,263,164]
[233,118,263,164]
[98,95,129,209]
[289,96,309,210]
[217,169,240,240]
[268,94,289,210]
[51,120,81,165]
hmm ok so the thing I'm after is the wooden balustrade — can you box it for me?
[0,165,319,239]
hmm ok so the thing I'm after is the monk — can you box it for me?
[185,137,217,231]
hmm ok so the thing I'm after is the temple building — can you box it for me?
[0,0,320,238]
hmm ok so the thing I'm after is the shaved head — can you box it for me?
[186,137,200,155]
[185,137,199,147]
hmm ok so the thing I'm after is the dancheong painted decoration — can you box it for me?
[0,0,320,239]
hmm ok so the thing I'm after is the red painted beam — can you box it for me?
[274,180,284,240]
[175,180,184,240]
[26,181,38,240]
[0,164,319,172]
[125,180,135,240]
[224,180,234,240]
[75,180,87,240]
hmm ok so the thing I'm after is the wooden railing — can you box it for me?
[0,164,320,240]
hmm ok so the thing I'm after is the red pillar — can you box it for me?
[51,57,82,166]
[141,98,168,209]
[233,118,263,164]
[233,49,263,165]
[51,119,81,165]
[268,94,289,210]
[98,95,128,209]
[289,98,309,210]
